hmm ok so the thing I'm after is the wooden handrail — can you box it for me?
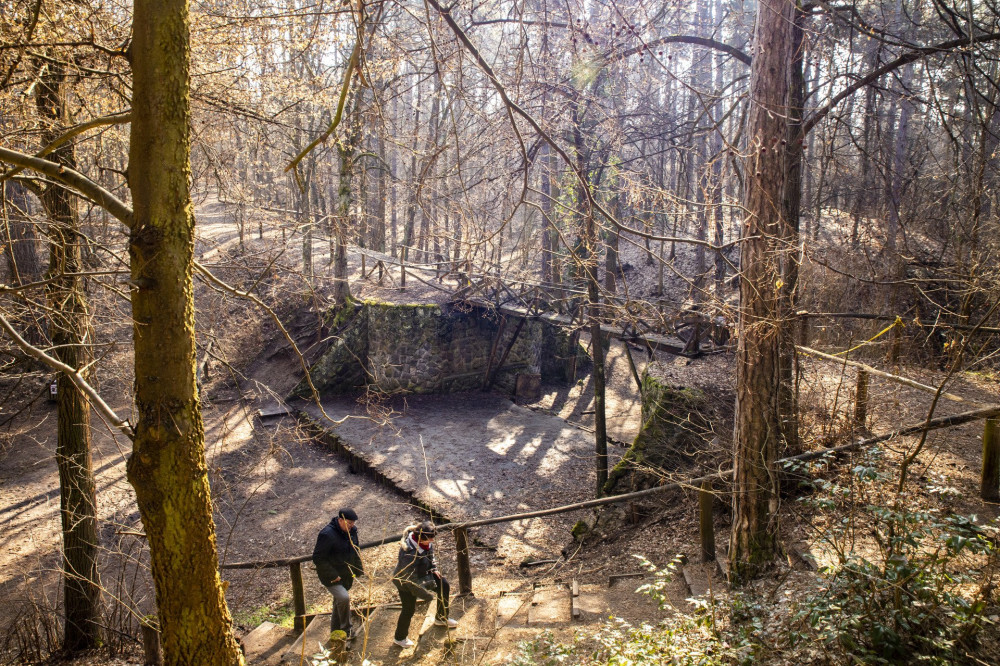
[797,345,975,404]
[798,311,1000,334]
[222,402,1000,572]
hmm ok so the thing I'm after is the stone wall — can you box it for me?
[298,301,579,397]
[604,364,711,494]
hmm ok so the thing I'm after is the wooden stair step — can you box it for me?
[681,561,725,607]
[495,591,530,630]
[280,615,331,665]
[527,583,572,625]
[349,606,399,664]
[571,582,612,622]
[240,621,295,666]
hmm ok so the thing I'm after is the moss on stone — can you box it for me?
[604,370,709,495]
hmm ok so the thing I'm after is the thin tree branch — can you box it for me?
[802,32,1000,136]
[192,260,348,426]
[0,311,134,439]
[0,146,133,227]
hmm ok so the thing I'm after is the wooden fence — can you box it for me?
[221,403,1000,635]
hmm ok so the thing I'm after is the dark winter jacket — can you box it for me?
[312,518,364,589]
[392,526,439,599]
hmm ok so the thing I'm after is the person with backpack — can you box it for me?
[391,521,457,648]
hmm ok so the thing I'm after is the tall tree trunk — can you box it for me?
[604,215,619,294]
[36,58,102,654]
[126,2,244,663]
[850,40,881,244]
[400,77,422,276]
[778,3,806,455]
[333,91,361,305]
[571,96,608,496]
[540,139,553,285]
[730,0,795,585]
[2,181,42,286]
[373,132,387,253]
[712,6,727,296]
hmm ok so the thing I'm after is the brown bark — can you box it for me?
[778,3,806,455]
[730,0,796,584]
[36,58,102,653]
[126,2,244,663]
[2,181,42,286]
[333,90,361,305]
[570,97,608,496]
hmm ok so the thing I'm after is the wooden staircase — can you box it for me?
[242,568,727,665]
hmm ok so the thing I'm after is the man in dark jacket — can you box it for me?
[312,508,364,637]
[391,521,456,648]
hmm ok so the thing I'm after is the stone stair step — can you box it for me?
[279,608,374,665]
[241,621,295,666]
[348,605,398,665]
[280,615,332,665]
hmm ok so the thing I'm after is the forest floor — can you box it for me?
[2,199,1000,664]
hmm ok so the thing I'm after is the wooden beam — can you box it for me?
[797,345,972,404]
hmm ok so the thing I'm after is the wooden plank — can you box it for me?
[699,481,715,563]
[607,572,645,587]
[527,585,571,625]
[454,527,473,596]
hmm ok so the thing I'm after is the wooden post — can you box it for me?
[699,481,715,562]
[290,562,307,635]
[454,527,473,596]
[982,418,1000,502]
[854,370,869,427]
[400,252,406,290]
[141,619,162,666]
[889,325,901,364]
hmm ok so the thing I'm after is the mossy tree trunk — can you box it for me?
[730,0,796,585]
[126,2,243,664]
[37,58,102,654]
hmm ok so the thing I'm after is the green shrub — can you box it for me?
[788,449,997,664]
[506,556,746,666]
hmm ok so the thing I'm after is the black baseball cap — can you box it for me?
[338,508,359,522]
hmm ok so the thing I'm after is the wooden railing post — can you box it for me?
[141,618,162,666]
[454,527,473,596]
[982,418,1000,502]
[290,561,307,635]
[854,370,869,427]
[699,481,715,562]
